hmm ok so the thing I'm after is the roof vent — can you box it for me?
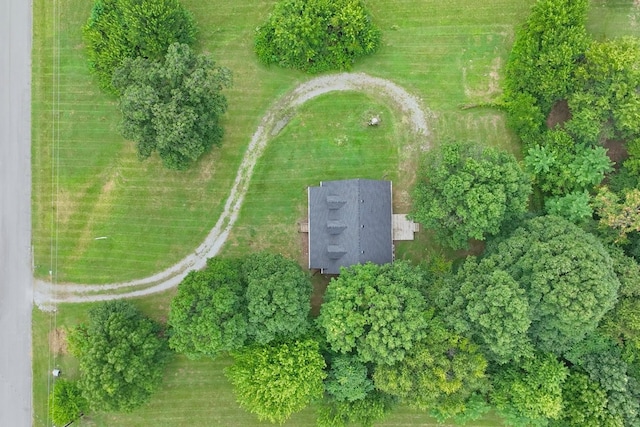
[327,195,346,209]
[327,220,347,235]
[327,245,347,260]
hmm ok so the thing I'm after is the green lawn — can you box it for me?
[32,0,640,426]
[32,0,529,285]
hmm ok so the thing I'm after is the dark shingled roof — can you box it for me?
[308,179,393,274]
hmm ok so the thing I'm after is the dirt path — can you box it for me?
[34,72,430,309]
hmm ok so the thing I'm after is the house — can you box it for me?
[306,179,418,274]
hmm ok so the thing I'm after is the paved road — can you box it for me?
[0,0,33,425]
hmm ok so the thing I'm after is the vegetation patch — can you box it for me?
[255,0,381,73]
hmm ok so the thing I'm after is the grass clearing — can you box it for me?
[32,0,640,426]
[32,0,528,285]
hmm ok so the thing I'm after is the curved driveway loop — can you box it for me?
[34,73,430,306]
[1,0,33,425]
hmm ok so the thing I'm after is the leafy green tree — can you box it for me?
[504,0,588,113]
[593,187,640,244]
[112,42,231,170]
[623,138,640,176]
[565,334,640,426]
[68,300,170,412]
[571,37,640,141]
[317,262,429,365]
[440,258,534,364]
[479,216,619,355]
[325,354,373,403]
[83,0,196,91]
[226,339,326,424]
[552,370,622,427]
[524,130,613,196]
[242,252,313,345]
[48,380,87,426]
[545,191,593,223]
[411,142,531,250]
[316,391,395,427]
[373,319,488,419]
[491,352,568,426]
[168,257,247,359]
[255,0,380,73]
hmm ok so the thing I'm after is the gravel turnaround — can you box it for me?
[34,73,430,308]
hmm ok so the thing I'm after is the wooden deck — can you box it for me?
[392,214,419,241]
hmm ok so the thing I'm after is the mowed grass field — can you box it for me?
[32,0,531,285]
[32,0,640,426]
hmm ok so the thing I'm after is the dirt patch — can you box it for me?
[310,273,331,317]
[49,328,68,355]
[456,239,486,258]
[298,218,309,267]
[546,99,572,129]
[55,189,76,225]
[604,139,629,167]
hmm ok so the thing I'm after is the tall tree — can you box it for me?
[255,0,380,73]
[504,0,588,113]
[168,257,247,359]
[486,216,620,355]
[440,258,534,364]
[48,380,87,426]
[317,262,429,365]
[373,319,488,420]
[565,334,640,426]
[83,0,196,91]
[552,370,622,427]
[226,339,326,424]
[242,252,313,345]
[112,43,231,170]
[593,187,640,244]
[68,300,170,412]
[570,37,640,141]
[491,353,568,426]
[411,142,531,250]
[325,354,374,403]
[317,391,395,427]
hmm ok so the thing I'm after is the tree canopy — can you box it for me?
[491,353,569,426]
[486,216,619,355]
[168,257,247,359]
[112,43,231,170]
[411,142,531,250]
[48,380,87,426]
[68,300,170,412]
[226,339,326,424]
[504,0,588,119]
[325,354,374,403]
[317,262,429,365]
[373,319,488,419]
[83,0,196,91]
[440,259,534,364]
[242,252,313,345]
[553,370,621,427]
[570,37,640,142]
[254,0,380,73]
[441,216,620,359]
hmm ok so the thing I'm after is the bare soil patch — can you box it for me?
[546,99,571,129]
[310,273,331,317]
[48,327,68,355]
[604,139,629,167]
[457,239,486,258]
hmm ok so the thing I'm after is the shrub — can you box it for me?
[255,0,380,73]
[83,0,196,92]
